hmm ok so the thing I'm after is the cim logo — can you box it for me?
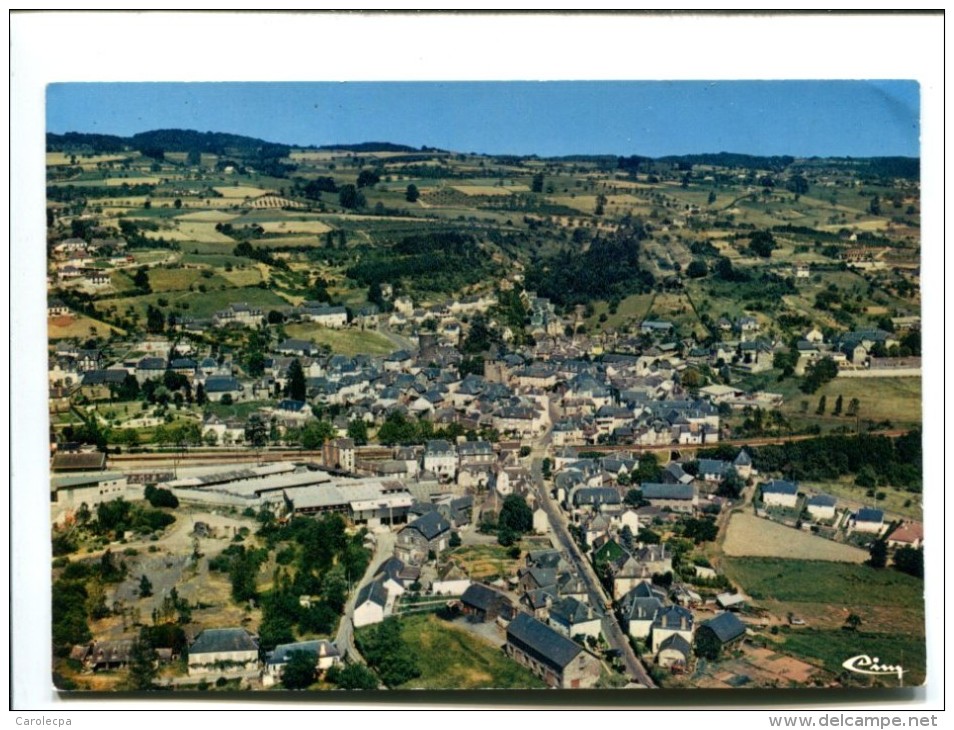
[842,655,906,682]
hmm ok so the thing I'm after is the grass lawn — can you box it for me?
[282,323,396,357]
[392,613,546,690]
[800,478,922,522]
[721,512,868,563]
[145,267,231,293]
[204,400,274,420]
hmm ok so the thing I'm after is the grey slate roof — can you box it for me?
[405,511,451,541]
[856,507,884,523]
[653,604,694,631]
[506,613,583,671]
[762,479,798,496]
[808,494,837,507]
[266,640,338,666]
[641,483,695,501]
[658,633,692,657]
[356,578,388,608]
[700,611,747,644]
[461,583,509,613]
[189,628,258,655]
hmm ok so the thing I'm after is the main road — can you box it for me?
[528,418,655,688]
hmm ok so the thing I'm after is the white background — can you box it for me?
[7,10,947,720]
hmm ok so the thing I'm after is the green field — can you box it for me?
[391,613,546,690]
[769,629,926,687]
[722,558,924,609]
[783,376,922,430]
[96,285,288,320]
[283,323,396,356]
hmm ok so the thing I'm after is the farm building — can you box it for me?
[459,583,515,623]
[187,628,259,676]
[504,614,602,689]
[51,472,128,525]
[761,480,798,508]
[547,596,601,640]
[696,611,747,655]
[640,483,698,513]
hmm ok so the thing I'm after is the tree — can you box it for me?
[281,650,318,689]
[301,420,335,449]
[832,395,844,416]
[347,419,368,446]
[195,382,207,406]
[869,195,881,216]
[531,172,544,193]
[498,495,533,534]
[686,259,708,278]
[815,395,827,415]
[338,184,365,210]
[843,613,863,631]
[124,639,159,690]
[404,184,420,203]
[893,546,923,578]
[286,359,307,402]
[748,230,777,258]
[328,662,379,690]
[356,169,380,188]
[867,539,888,569]
[694,628,722,660]
[138,574,153,598]
[245,414,269,448]
[133,267,151,292]
[144,484,179,509]
[173,198,182,209]
[717,468,744,499]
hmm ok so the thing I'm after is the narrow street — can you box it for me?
[334,528,396,664]
[529,448,655,688]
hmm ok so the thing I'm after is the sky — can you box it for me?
[46,80,920,159]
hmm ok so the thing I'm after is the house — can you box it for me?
[353,578,389,628]
[504,614,602,689]
[697,459,730,483]
[853,507,885,534]
[423,439,457,480]
[806,494,837,521]
[640,483,697,513]
[533,507,550,535]
[459,583,515,623]
[394,511,452,565]
[374,557,414,596]
[640,320,674,335]
[457,440,495,467]
[202,376,245,403]
[651,604,694,654]
[733,449,754,479]
[547,596,601,640]
[619,583,665,640]
[135,357,166,382]
[761,480,798,509]
[716,592,746,611]
[187,628,259,676]
[263,640,340,687]
[431,561,470,596]
[886,521,924,550]
[88,640,135,672]
[300,302,348,328]
[213,302,265,328]
[322,437,356,473]
[696,611,747,655]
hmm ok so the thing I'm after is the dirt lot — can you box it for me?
[722,511,867,562]
[688,643,821,689]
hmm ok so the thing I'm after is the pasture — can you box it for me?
[720,557,924,635]
[721,512,868,563]
[282,323,395,357]
[781,376,922,430]
[48,313,123,340]
[257,220,333,235]
[212,185,275,199]
[144,221,235,244]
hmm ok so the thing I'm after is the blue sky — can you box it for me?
[47,80,919,159]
